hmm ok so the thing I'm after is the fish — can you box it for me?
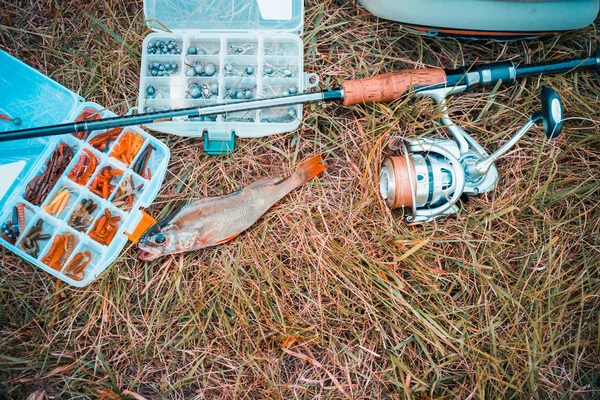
[137,155,326,261]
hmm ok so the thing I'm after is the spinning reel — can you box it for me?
[379,87,564,223]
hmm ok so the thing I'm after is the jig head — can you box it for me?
[379,87,564,223]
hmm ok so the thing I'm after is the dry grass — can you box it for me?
[1,0,600,398]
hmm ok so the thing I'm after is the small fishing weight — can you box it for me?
[144,105,169,113]
[145,85,164,100]
[265,85,297,97]
[262,84,298,98]
[187,45,207,55]
[186,82,218,100]
[0,113,22,126]
[147,39,182,55]
[148,61,179,77]
[205,62,216,76]
[262,63,294,78]
[226,87,255,100]
[224,62,256,77]
[227,42,257,55]
[184,61,217,77]
[260,108,298,123]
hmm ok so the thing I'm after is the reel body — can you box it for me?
[379,87,563,223]
[380,138,468,223]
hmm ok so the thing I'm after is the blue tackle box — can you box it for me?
[0,50,170,287]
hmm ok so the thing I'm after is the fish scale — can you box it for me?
[171,179,284,238]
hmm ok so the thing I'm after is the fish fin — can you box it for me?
[245,178,283,190]
[187,190,242,208]
[215,233,240,245]
[156,204,185,229]
[294,154,326,184]
[193,230,217,247]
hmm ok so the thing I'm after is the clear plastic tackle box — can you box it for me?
[0,50,170,287]
[137,0,319,154]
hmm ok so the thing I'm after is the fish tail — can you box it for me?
[293,154,325,186]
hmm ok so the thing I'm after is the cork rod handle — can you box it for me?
[342,69,447,106]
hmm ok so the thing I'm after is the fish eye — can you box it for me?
[153,233,166,245]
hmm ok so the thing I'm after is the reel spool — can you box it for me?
[380,138,465,223]
[380,87,564,223]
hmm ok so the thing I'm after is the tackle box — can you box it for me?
[0,50,170,287]
[137,0,319,154]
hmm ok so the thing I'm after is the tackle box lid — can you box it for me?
[0,50,84,209]
[144,0,304,34]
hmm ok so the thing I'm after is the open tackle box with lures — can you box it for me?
[137,0,319,155]
[0,50,170,287]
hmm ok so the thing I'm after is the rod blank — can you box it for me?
[0,91,338,143]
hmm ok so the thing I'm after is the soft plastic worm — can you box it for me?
[41,234,64,269]
[42,233,77,271]
[110,130,144,165]
[42,189,71,216]
[89,209,121,245]
[25,143,74,205]
[90,167,123,199]
[69,149,98,185]
[133,144,156,179]
[17,204,25,233]
[64,250,92,281]
[89,128,122,152]
[73,108,102,140]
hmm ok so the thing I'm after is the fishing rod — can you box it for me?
[1,50,598,142]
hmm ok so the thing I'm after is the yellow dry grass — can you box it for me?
[1,1,599,398]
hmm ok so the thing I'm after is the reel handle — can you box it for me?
[342,69,447,106]
[533,86,564,139]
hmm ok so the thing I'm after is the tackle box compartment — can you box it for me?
[137,0,319,153]
[0,50,170,287]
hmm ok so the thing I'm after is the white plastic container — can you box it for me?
[137,0,319,154]
[0,50,170,287]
